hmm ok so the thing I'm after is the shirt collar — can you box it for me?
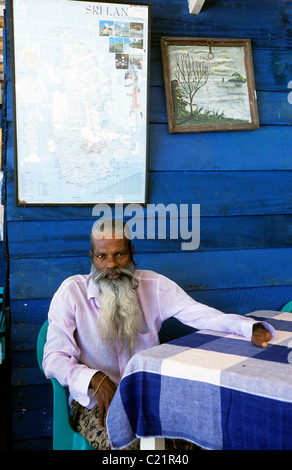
[87,275,100,302]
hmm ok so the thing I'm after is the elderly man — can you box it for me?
[43,219,275,449]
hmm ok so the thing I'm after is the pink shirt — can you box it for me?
[43,270,276,409]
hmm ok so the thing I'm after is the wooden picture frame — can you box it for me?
[10,0,150,205]
[161,37,259,134]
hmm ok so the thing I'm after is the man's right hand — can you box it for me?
[90,371,117,427]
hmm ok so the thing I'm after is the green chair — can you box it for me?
[37,320,94,450]
[281,300,292,313]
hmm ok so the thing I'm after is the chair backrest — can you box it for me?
[281,300,292,313]
[36,320,95,450]
[37,319,49,373]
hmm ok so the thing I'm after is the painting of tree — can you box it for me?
[171,80,189,122]
[172,54,209,117]
[161,38,259,133]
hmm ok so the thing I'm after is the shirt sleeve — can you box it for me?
[157,274,276,341]
[42,286,98,407]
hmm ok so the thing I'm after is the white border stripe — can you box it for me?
[161,349,245,386]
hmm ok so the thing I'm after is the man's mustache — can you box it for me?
[91,262,136,284]
[97,267,133,279]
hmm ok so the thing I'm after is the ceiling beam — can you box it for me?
[187,0,206,15]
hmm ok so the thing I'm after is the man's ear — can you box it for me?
[131,245,134,259]
[89,249,93,261]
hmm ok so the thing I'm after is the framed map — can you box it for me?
[10,0,150,205]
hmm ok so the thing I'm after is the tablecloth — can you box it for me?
[106,310,292,450]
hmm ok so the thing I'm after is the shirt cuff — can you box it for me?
[242,319,277,341]
[254,321,277,341]
[69,367,99,407]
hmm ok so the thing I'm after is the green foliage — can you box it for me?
[228,72,246,83]
[171,79,249,126]
[171,81,189,121]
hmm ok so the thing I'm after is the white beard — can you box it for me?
[91,262,144,357]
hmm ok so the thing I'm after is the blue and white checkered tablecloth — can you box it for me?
[106,311,292,450]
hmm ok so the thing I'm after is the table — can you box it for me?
[106,311,292,450]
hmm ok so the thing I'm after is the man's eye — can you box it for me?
[95,254,105,259]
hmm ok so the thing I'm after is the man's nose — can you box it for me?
[106,256,117,269]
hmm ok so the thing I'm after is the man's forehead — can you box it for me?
[91,234,129,251]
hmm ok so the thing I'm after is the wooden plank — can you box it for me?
[150,45,292,92]
[149,2,292,49]
[258,91,292,125]
[10,299,51,318]
[12,408,53,440]
[148,125,292,171]
[149,88,292,126]
[12,384,52,412]
[137,249,292,292]
[5,93,292,170]
[5,91,292,156]
[12,349,39,368]
[13,437,53,450]
[5,15,292,94]
[5,106,292,224]
[9,284,292,319]
[188,285,292,315]
[9,248,292,300]
[187,0,206,15]
[10,323,43,353]
[7,214,292,258]
[5,0,292,51]
[9,256,90,300]
[11,348,39,374]
[6,170,292,221]
[248,48,292,92]
[5,43,292,104]
[8,285,292,359]
[10,286,292,333]
[11,366,45,386]
[148,0,292,39]
[147,171,292,215]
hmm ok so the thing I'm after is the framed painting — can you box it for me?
[10,0,150,205]
[161,37,259,134]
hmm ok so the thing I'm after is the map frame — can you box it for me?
[10,0,151,206]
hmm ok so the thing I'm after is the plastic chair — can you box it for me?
[281,300,292,313]
[37,320,95,450]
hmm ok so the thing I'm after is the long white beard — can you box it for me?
[91,262,144,357]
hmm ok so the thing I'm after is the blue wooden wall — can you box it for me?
[2,0,292,449]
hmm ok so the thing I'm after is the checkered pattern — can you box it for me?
[107,311,292,450]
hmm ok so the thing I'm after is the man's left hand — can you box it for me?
[251,323,272,348]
